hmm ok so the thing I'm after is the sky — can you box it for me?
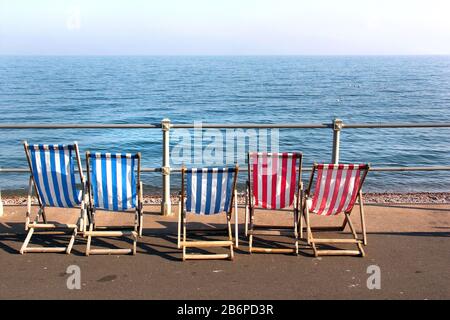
[1,0,450,55]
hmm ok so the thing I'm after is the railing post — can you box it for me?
[161,118,172,216]
[332,118,343,164]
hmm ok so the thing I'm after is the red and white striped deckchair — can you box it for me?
[303,163,370,257]
[246,152,303,254]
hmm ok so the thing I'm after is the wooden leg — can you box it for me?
[359,192,367,245]
[245,185,249,237]
[134,208,142,240]
[132,234,137,255]
[177,203,182,249]
[227,216,232,241]
[306,207,312,245]
[244,205,249,237]
[84,208,89,234]
[294,208,299,255]
[182,215,187,261]
[302,208,309,240]
[79,217,84,234]
[134,210,138,233]
[66,228,77,254]
[248,208,253,253]
[25,177,33,230]
[310,240,318,257]
[234,190,239,248]
[81,201,88,234]
[344,214,357,238]
[86,224,93,256]
[305,207,319,256]
[340,216,347,231]
[299,209,303,240]
[20,228,34,254]
[226,215,234,260]
[229,243,235,260]
[139,214,143,237]
[139,181,143,237]
[41,208,47,224]
[293,208,298,239]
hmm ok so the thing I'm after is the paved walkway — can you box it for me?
[0,203,449,299]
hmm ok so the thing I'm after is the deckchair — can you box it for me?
[303,163,370,257]
[20,142,86,254]
[84,152,143,255]
[178,166,239,261]
[246,152,303,254]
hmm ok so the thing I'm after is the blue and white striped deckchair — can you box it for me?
[20,142,86,255]
[178,166,239,261]
[84,152,143,256]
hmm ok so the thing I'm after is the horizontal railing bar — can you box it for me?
[171,123,331,129]
[343,123,450,129]
[0,124,161,129]
[369,166,450,171]
[1,122,450,129]
[1,166,450,174]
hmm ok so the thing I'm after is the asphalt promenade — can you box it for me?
[0,203,448,299]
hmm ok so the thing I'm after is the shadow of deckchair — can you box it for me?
[0,234,23,254]
[1,220,78,253]
[248,234,308,256]
[0,221,26,235]
[136,231,181,261]
[0,232,73,254]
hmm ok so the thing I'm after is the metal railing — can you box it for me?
[1,118,450,216]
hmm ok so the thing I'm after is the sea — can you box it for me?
[1,55,450,194]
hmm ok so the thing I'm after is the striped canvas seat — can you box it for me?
[308,164,367,216]
[88,153,138,211]
[185,167,236,215]
[249,152,301,210]
[27,144,81,208]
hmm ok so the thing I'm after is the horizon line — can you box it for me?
[1,53,450,57]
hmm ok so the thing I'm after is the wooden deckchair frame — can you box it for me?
[178,165,239,261]
[302,163,370,257]
[20,141,86,254]
[83,152,143,256]
[245,152,303,255]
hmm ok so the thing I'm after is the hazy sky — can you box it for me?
[1,0,450,55]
